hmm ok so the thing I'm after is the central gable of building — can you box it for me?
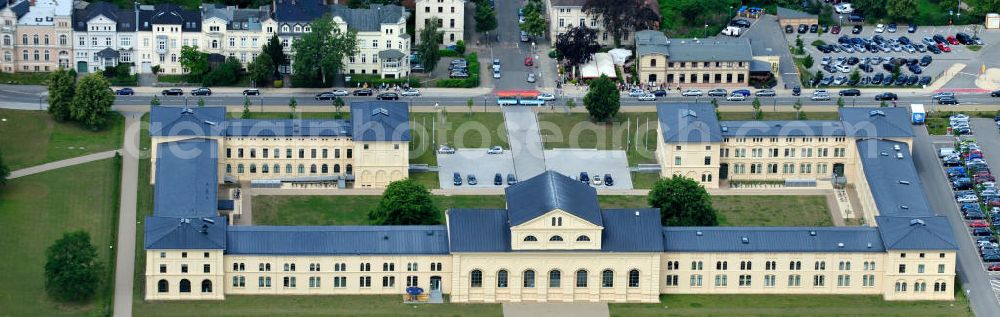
[505,171,602,227]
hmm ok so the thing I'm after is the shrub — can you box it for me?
[273,79,283,88]
[439,49,462,58]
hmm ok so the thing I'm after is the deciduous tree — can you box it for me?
[583,74,620,122]
[71,74,114,130]
[0,150,9,186]
[886,0,917,20]
[520,1,546,38]
[474,3,497,33]
[292,15,359,87]
[555,26,602,66]
[262,34,287,77]
[369,179,441,225]
[45,230,102,302]
[179,45,209,83]
[648,175,719,226]
[47,68,75,122]
[248,52,274,84]
[583,0,642,46]
[418,18,443,72]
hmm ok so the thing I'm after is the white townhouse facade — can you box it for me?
[200,4,276,68]
[415,0,464,46]
[134,3,201,74]
[71,1,135,73]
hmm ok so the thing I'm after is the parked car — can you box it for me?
[467,174,478,185]
[352,89,373,96]
[487,146,503,154]
[161,88,183,96]
[115,87,134,95]
[591,174,603,186]
[578,172,590,184]
[191,87,212,96]
[839,89,861,96]
[682,89,703,96]
[437,145,456,154]
[785,25,794,33]
[852,25,863,34]
[707,88,727,97]
[537,93,556,101]
[242,88,260,96]
[453,172,462,186]
[376,92,399,100]
[755,89,776,97]
[527,73,536,83]
[604,174,614,186]
[507,173,518,185]
[797,24,808,33]
[731,89,751,97]
[907,23,917,33]
[494,173,503,185]
[524,56,533,66]
[875,24,886,33]
[831,25,841,34]
[401,89,420,96]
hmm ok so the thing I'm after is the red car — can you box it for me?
[971,220,990,228]
[937,42,952,52]
[989,263,1000,271]
[831,25,841,34]
[947,36,960,45]
[524,56,534,66]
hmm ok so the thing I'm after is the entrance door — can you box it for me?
[141,61,151,73]
[719,163,729,179]
[833,163,845,177]
[430,276,441,291]
[76,61,88,73]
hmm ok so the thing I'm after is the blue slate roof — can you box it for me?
[329,4,405,32]
[154,139,219,218]
[600,209,663,252]
[876,216,958,250]
[447,209,511,252]
[505,171,603,227]
[856,139,934,216]
[273,0,327,23]
[144,216,227,250]
[73,2,136,32]
[720,120,846,136]
[839,107,914,138]
[663,227,886,253]
[138,4,201,32]
[226,225,450,255]
[6,0,29,20]
[350,101,411,142]
[226,119,352,137]
[657,103,722,143]
[150,106,227,137]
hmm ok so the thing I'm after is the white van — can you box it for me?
[939,147,957,158]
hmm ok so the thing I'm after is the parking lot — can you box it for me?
[543,149,633,190]
[437,149,515,190]
[790,24,992,89]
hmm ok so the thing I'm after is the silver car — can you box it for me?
[681,89,703,96]
[527,73,536,83]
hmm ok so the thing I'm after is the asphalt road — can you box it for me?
[487,0,537,91]
[913,125,1000,317]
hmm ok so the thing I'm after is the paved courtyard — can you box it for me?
[437,149,516,190]
[544,149,633,190]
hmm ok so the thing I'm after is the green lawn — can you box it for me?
[597,195,830,226]
[133,295,501,317]
[253,195,507,225]
[133,113,154,310]
[609,287,971,316]
[410,112,508,165]
[719,111,839,121]
[408,172,440,189]
[537,112,658,165]
[0,71,51,85]
[0,109,124,169]
[0,159,121,316]
[631,172,661,189]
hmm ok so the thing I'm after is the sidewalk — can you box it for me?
[8,149,120,179]
[118,85,494,97]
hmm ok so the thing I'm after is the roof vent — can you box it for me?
[721,126,729,132]
[371,107,389,117]
[893,144,901,151]
[880,151,888,156]
[869,110,886,117]
[204,120,217,126]
[895,153,904,159]
[910,219,926,226]
[741,236,749,244]
[837,242,845,248]
[898,180,910,185]
[809,231,817,236]
[900,205,909,210]
[696,231,703,236]
[867,243,873,248]
[181,108,194,114]
[201,218,215,224]
[634,211,640,216]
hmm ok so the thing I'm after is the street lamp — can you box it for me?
[704,24,709,38]
[839,15,843,27]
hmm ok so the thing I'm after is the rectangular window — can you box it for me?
[674,156,682,165]
[704,156,711,165]
[938,264,946,273]
[714,275,727,287]
[899,264,906,273]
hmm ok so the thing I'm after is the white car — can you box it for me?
[726,94,746,101]
[628,89,646,97]
[875,24,885,33]
[401,89,420,96]
[331,89,349,96]
[537,93,556,101]
[493,70,501,79]
[837,64,851,73]
[956,195,979,203]
[591,174,603,185]
[527,73,536,83]
[437,145,455,154]
[681,89,703,96]
[487,146,504,154]
[834,3,853,14]
[810,93,831,101]
[638,94,656,101]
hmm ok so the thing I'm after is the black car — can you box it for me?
[882,63,896,72]
[507,173,517,185]
[729,19,751,28]
[579,172,589,184]
[791,86,801,96]
[604,174,614,186]
[908,23,917,33]
[809,24,819,33]
[919,55,932,66]
[938,96,959,105]
[115,87,134,95]
[652,89,667,97]
[161,88,183,96]
[453,172,462,186]
[956,32,973,45]
[315,92,336,100]
[243,88,260,96]
[992,90,1000,97]
[817,45,832,53]
[839,89,861,96]
[933,34,946,44]
[859,64,873,73]
[872,73,884,85]
[906,75,919,85]
[785,25,794,33]
[874,92,898,100]
[897,36,911,45]
[887,23,897,33]
[919,76,932,86]
[191,87,212,96]
[846,57,859,65]
[851,25,863,34]
[848,14,864,23]
[376,92,399,100]
[908,64,923,74]
[352,89,373,96]
[797,24,808,33]
[894,75,907,85]
[494,173,502,185]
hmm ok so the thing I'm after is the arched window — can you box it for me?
[43,35,48,45]
[310,164,317,173]
[21,34,27,44]
[523,235,537,242]
[59,34,66,45]
[294,25,302,32]
[249,164,257,173]
[549,270,561,288]
[201,279,213,293]
[298,164,305,174]
[470,270,483,287]
[157,279,169,293]
[346,164,353,174]
[237,164,244,173]
[3,35,10,46]
[261,164,269,173]
[225,164,232,173]
[601,269,614,288]
[321,164,328,173]
[334,164,341,173]
[549,235,563,242]
[32,34,38,44]
[179,279,191,293]
[273,164,280,174]
[576,235,590,242]
[628,269,640,287]
[576,270,588,287]
[497,270,508,288]
[523,270,536,288]
[286,164,292,173]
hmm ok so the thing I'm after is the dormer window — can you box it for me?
[549,235,564,242]
[576,235,590,242]
[293,25,302,33]
[523,235,537,242]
